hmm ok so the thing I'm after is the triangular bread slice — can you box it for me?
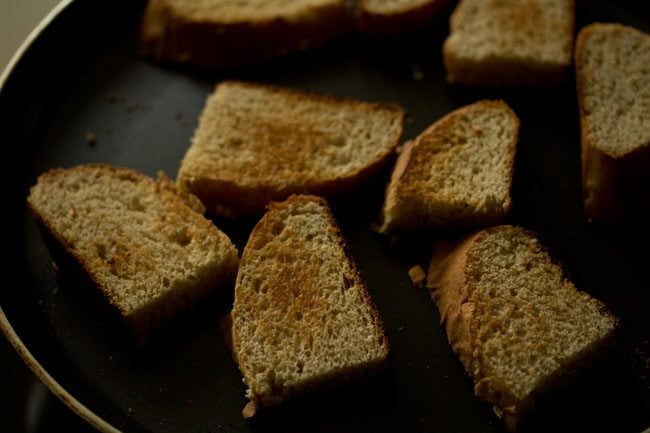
[378,100,518,235]
[426,225,618,431]
[356,0,450,38]
[443,0,575,87]
[226,195,389,416]
[575,23,650,223]
[177,81,404,217]
[28,164,239,343]
[140,0,350,68]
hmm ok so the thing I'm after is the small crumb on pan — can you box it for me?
[408,265,426,288]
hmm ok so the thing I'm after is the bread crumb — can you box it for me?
[408,265,426,287]
[398,326,405,332]
[85,131,97,146]
[243,400,257,418]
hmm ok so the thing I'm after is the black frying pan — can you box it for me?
[1,1,649,432]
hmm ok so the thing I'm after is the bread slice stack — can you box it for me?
[225,195,389,416]
[178,81,404,217]
[28,164,239,343]
[356,0,450,37]
[379,100,519,235]
[443,0,575,86]
[426,225,618,431]
[140,0,350,68]
[575,23,650,223]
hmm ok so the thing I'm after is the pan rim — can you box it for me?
[0,1,122,431]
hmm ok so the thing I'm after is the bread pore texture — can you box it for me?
[426,225,618,431]
[443,0,575,86]
[379,100,518,235]
[178,81,404,217]
[229,195,389,416]
[575,23,650,223]
[27,164,239,343]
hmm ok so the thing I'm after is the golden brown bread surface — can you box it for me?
[229,195,389,416]
[178,81,404,217]
[140,0,350,67]
[378,100,518,235]
[443,0,575,86]
[575,23,650,223]
[426,226,618,431]
[356,0,450,38]
[27,164,239,343]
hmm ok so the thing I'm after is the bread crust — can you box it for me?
[426,233,480,366]
[356,0,450,38]
[378,138,415,234]
[575,23,650,223]
[180,137,399,217]
[140,0,351,68]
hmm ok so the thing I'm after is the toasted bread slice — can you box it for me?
[356,0,450,38]
[426,226,618,431]
[575,23,650,223]
[140,0,350,68]
[378,100,518,235]
[227,195,389,416]
[443,0,575,86]
[27,164,239,343]
[178,81,405,217]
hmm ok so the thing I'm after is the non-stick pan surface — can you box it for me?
[1,1,649,432]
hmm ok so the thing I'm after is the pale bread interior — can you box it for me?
[28,165,239,340]
[380,100,518,234]
[232,195,388,411]
[576,23,650,157]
